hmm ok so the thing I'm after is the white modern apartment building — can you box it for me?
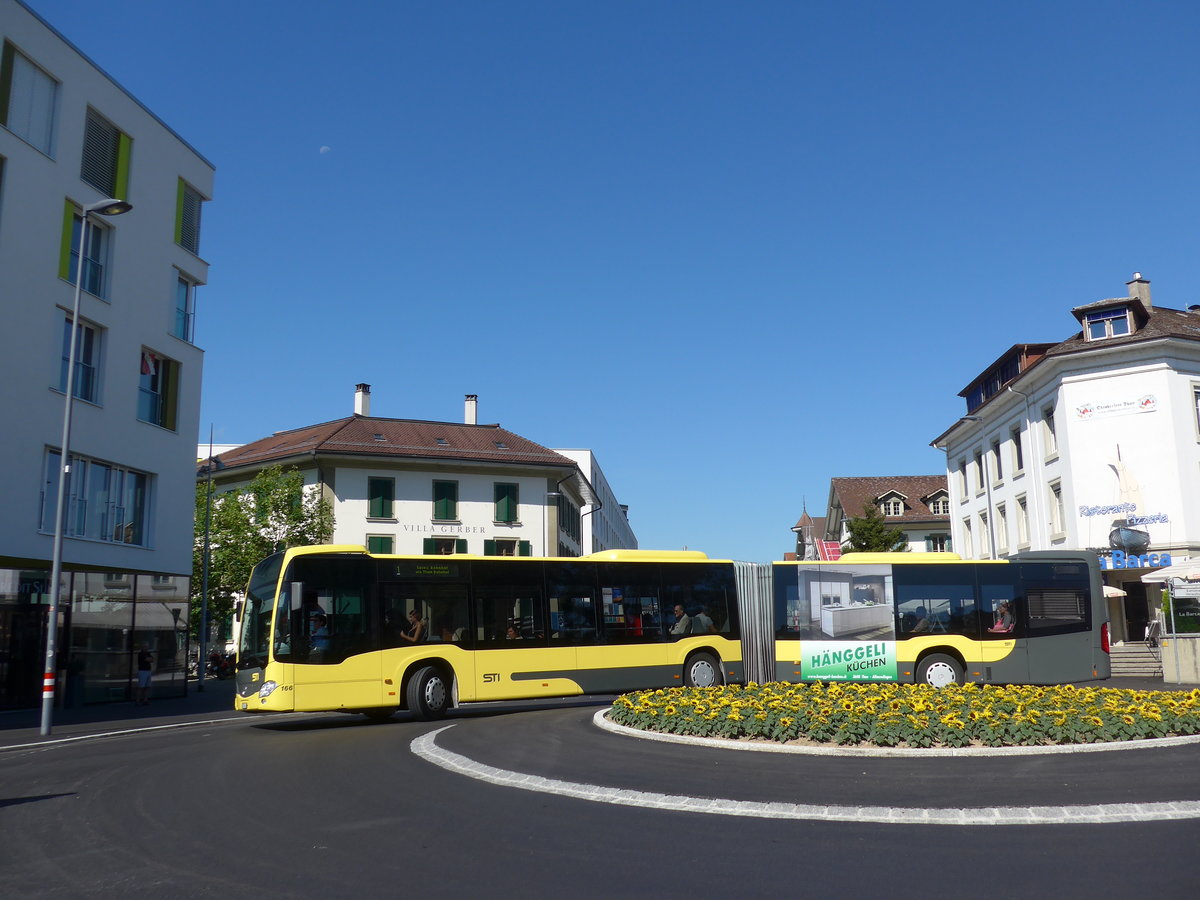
[931,275,1200,646]
[201,388,636,561]
[551,449,637,553]
[0,0,213,707]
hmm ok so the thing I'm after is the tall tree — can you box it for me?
[843,503,909,553]
[192,465,334,636]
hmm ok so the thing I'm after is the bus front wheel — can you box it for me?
[407,666,450,720]
[916,654,964,688]
[684,652,722,688]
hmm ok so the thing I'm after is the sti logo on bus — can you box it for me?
[483,673,501,683]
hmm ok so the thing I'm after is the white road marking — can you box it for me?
[0,716,250,753]
[411,724,1200,825]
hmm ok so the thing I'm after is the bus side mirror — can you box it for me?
[234,600,244,622]
[290,582,304,614]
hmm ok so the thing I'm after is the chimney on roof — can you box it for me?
[464,394,477,425]
[1126,272,1151,309]
[354,383,371,416]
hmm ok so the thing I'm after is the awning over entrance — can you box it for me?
[1140,560,1200,584]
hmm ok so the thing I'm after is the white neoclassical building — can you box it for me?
[0,0,213,708]
[931,275,1200,649]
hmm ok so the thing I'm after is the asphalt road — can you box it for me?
[2,690,1198,898]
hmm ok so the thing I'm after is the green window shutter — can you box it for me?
[455,539,467,553]
[114,132,132,201]
[925,536,933,552]
[433,481,457,520]
[423,538,437,555]
[368,478,394,518]
[161,359,178,430]
[483,539,496,556]
[0,42,14,127]
[174,177,185,245]
[518,540,531,557]
[58,199,75,280]
[368,536,392,554]
[494,483,517,523]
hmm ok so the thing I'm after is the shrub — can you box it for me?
[607,682,1200,748]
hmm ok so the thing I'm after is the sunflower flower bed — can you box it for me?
[608,682,1200,748]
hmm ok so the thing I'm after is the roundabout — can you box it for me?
[411,709,1200,826]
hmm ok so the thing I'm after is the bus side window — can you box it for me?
[546,562,597,644]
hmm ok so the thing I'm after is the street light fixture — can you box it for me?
[41,198,133,736]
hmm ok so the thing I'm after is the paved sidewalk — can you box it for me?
[0,677,242,749]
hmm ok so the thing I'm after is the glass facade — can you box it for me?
[0,567,190,710]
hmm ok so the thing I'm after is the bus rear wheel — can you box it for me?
[407,666,450,720]
[684,652,721,688]
[916,654,964,688]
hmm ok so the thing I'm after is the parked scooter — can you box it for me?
[206,651,233,680]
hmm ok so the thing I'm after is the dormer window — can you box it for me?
[881,499,904,516]
[1084,306,1131,340]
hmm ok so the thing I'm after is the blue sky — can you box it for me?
[34,0,1200,561]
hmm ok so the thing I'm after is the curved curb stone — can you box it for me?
[594,707,1200,757]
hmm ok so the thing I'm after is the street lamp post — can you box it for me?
[41,198,133,736]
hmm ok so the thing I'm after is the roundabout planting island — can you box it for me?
[608,681,1200,749]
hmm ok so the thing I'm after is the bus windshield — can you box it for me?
[239,552,284,667]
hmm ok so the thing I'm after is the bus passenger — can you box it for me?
[988,601,1015,633]
[310,615,331,660]
[692,606,716,634]
[670,605,691,635]
[400,609,426,643]
[909,606,931,634]
[506,625,521,640]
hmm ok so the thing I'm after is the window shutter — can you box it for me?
[58,199,75,280]
[483,540,496,556]
[368,478,393,518]
[177,178,202,254]
[518,540,531,557]
[114,132,132,201]
[0,42,14,127]
[925,536,933,552]
[81,109,119,195]
[161,359,178,430]
[455,539,467,553]
[423,538,436,555]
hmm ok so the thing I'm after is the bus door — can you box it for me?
[978,566,1027,683]
[1020,561,1094,684]
[378,580,473,699]
[472,562,574,701]
[584,564,669,692]
[288,557,383,712]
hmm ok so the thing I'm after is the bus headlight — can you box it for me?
[258,680,278,700]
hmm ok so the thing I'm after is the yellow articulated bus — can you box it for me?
[770,551,1111,687]
[234,545,761,720]
[234,547,1110,719]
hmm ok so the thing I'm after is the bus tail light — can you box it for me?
[1101,622,1111,654]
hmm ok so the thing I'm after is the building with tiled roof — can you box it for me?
[201,386,634,558]
[822,476,951,553]
[930,274,1200,657]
